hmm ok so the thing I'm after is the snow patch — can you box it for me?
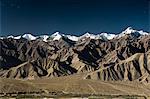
[7,35,14,39]
[14,36,21,39]
[100,33,116,40]
[65,35,79,41]
[39,35,49,42]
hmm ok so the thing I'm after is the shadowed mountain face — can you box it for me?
[0,33,150,83]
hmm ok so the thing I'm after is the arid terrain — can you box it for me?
[1,74,150,98]
[0,27,150,98]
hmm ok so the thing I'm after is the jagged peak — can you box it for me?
[51,31,61,36]
[115,27,149,38]
[51,32,62,41]
[122,27,136,34]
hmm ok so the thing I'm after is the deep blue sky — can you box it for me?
[0,0,150,36]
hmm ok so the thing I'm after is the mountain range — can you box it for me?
[0,27,150,83]
[1,27,149,42]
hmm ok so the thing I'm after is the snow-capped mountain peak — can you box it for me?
[80,32,116,40]
[51,32,62,40]
[116,27,149,38]
[7,35,14,39]
[83,32,91,37]
[122,27,136,34]
[51,32,61,36]
[100,33,116,40]
[6,35,21,39]
[22,34,37,40]
[80,32,100,39]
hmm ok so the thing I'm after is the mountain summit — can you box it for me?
[116,27,149,38]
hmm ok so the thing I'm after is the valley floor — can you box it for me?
[0,74,150,98]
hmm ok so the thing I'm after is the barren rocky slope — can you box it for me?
[0,31,150,83]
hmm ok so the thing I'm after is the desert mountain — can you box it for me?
[0,27,150,83]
